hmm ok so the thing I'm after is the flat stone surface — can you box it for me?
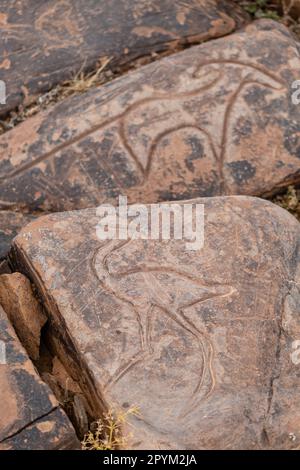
[11,196,300,449]
[0,20,299,213]
[0,211,35,259]
[0,305,79,449]
[0,0,247,116]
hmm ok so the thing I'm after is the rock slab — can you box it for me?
[0,305,79,449]
[0,211,35,259]
[11,196,300,449]
[0,20,299,213]
[0,0,247,116]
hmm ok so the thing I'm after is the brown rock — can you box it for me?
[0,211,35,259]
[0,20,299,212]
[0,272,47,361]
[10,196,300,449]
[0,0,248,116]
[0,305,79,449]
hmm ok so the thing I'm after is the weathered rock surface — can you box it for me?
[0,0,248,116]
[11,196,300,449]
[0,20,299,213]
[0,272,47,361]
[0,305,79,449]
[0,211,35,259]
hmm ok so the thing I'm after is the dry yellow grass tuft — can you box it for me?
[82,406,140,451]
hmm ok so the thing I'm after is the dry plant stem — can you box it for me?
[82,407,140,451]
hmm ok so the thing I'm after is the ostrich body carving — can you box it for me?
[92,239,236,416]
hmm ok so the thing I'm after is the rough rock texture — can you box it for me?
[0,305,79,449]
[0,211,35,259]
[0,407,79,450]
[0,272,47,361]
[11,196,300,449]
[0,20,299,213]
[0,0,248,116]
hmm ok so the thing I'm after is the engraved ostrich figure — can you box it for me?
[119,61,285,195]
[0,61,285,199]
[92,239,236,416]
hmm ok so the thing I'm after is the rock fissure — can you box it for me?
[0,406,59,444]
[8,245,110,439]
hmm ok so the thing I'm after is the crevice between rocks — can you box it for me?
[2,246,110,442]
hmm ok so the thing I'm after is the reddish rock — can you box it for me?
[0,20,299,213]
[0,305,79,449]
[0,272,47,361]
[0,0,248,116]
[11,196,300,449]
[0,211,35,259]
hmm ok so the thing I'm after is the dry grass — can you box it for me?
[272,185,300,221]
[0,57,113,135]
[81,406,140,451]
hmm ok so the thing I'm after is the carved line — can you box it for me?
[120,124,219,185]
[219,77,285,192]
[90,240,146,352]
[113,264,236,292]
[193,60,286,86]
